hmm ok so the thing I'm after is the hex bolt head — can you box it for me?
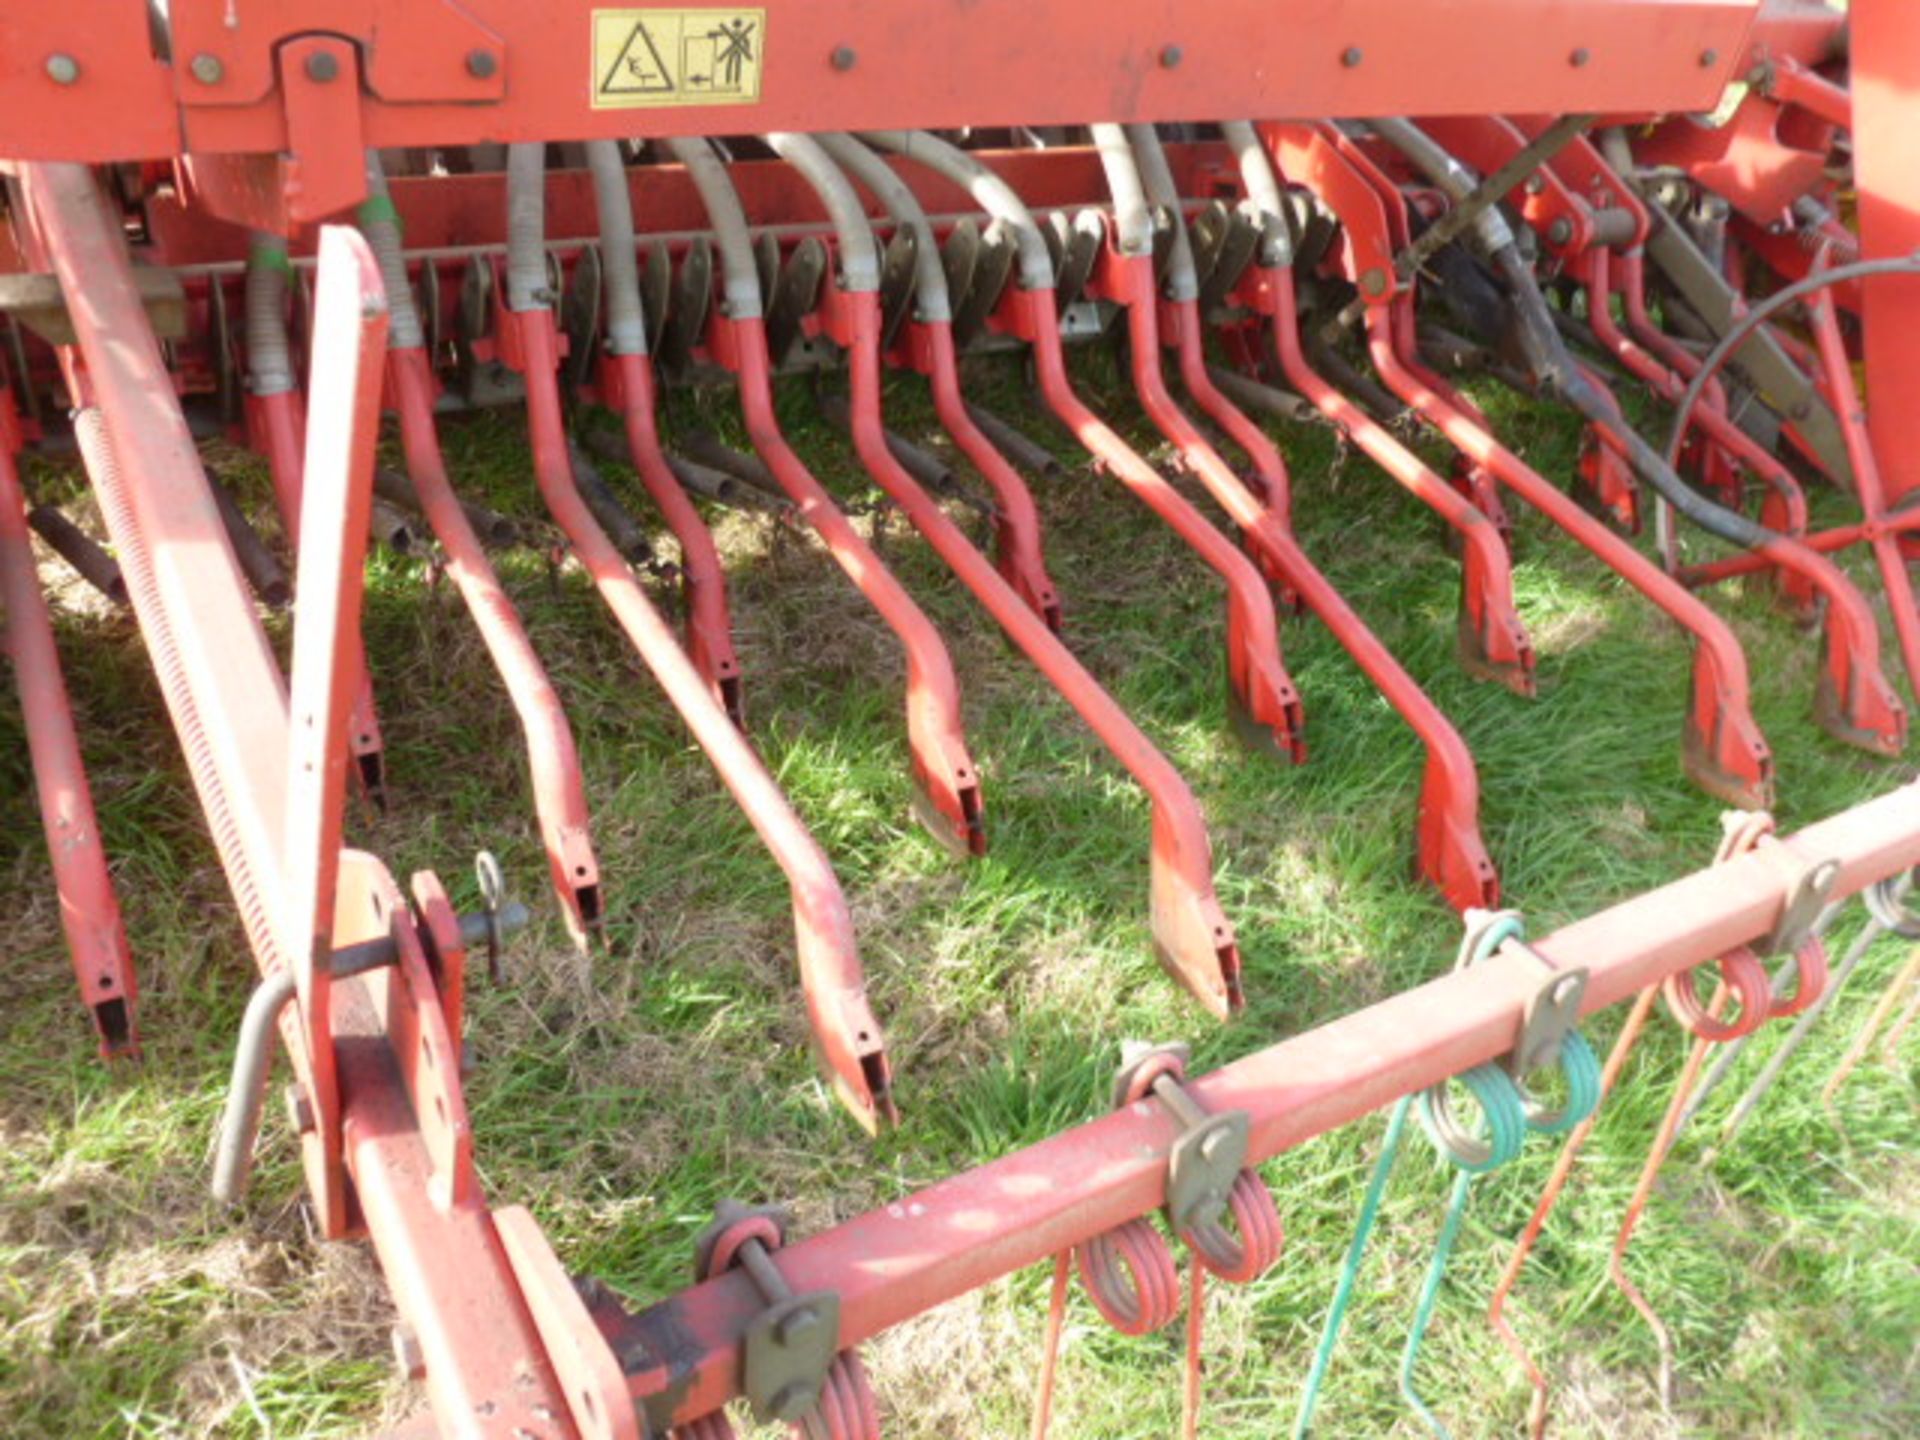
[1569,47,1592,68]
[304,51,340,84]
[830,45,857,71]
[190,52,225,85]
[466,48,497,79]
[774,1304,821,1346]
[1524,174,1546,196]
[1159,44,1184,69]
[1700,48,1720,68]
[1340,46,1364,69]
[44,53,81,86]
[1548,217,1575,247]
[1360,266,1389,297]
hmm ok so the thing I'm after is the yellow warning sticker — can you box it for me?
[591,9,767,109]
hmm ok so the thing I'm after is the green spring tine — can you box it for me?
[1399,1167,1476,1440]
[1291,1094,1413,1439]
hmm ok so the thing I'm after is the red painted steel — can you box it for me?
[279,223,390,1220]
[1806,250,1920,710]
[0,2,1755,166]
[1227,262,1503,908]
[600,780,1920,1430]
[987,272,1307,763]
[1283,121,1779,807]
[1434,117,1907,758]
[818,235,1246,1016]
[384,344,606,945]
[0,395,139,1057]
[599,350,745,727]
[1257,129,1539,700]
[509,286,897,1130]
[250,380,390,801]
[711,302,989,856]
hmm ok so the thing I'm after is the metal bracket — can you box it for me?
[1113,1042,1250,1235]
[1458,910,1587,1077]
[694,1202,842,1425]
[1508,940,1589,1078]
[1761,854,1841,957]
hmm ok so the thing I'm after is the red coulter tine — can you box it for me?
[666,135,987,861]
[1217,124,1500,910]
[782,132,1244,1015]
[866,129,1307,766]
[499,140,896,1131]
[0,390,139,1058]
[1275,119,1781,809]
[1246,129,1539,702]
[359,155,606,950]
[1447,114,1910,757]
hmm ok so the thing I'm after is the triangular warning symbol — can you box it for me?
[600,22,675,95]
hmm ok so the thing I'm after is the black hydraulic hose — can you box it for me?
[1662,253,1920,471]
[1371,116,1860,558]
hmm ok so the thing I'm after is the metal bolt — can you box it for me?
[190,52,225,85]
[1524,174,1546,196]
[1159,44,1183,69]
[1569,47,1591,68]
[392,1324,426,1381]
[774,1304,822,1346]
[1700,48,1720,68]
[830,45,857,71]
[465,48,497,80]
[1360,266,1389,297]
[304,51,340,83]
[44,53,80,86]
[1340,46,1363,69]
[1547,217,1575,247]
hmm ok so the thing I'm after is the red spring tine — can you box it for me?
[0,402,139,1057]
[1610,812,1789,1412]
[1823,941,1920,1108]
[1029,1252,1072,1440]
[1878,962,1920,1063]
[1487,984,1663,1439]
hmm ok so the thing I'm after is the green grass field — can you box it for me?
[2,348,1915,1438]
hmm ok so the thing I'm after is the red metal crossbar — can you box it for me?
[600,780,1920,1431]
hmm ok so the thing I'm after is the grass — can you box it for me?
[2,342,1916,1438]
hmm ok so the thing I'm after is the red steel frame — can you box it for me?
[7,3,1920,1439]
[603,780,1920,1432]
[0,390,139,1057]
